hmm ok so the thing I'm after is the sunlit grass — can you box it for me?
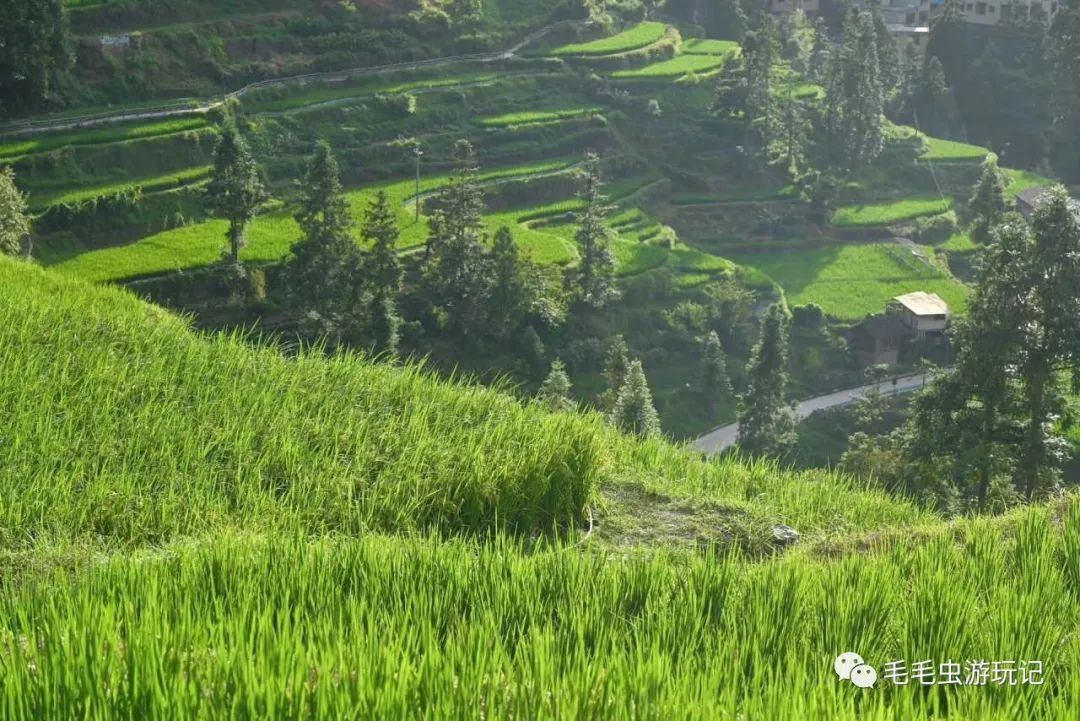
[0,118,209,160]
[831,196,953,227]
[548,21,666,57]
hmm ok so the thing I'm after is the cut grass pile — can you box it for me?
[0,118,209,160]
[548,21,667,57]
[682,38,739,55]
[3,508,1078,719]
[831,196,953,227]
[920,136,990,162]
[27,166,212,210]
[479,106,603,127]
[611,53,729,79]
[47,159,580,282]
[733,242,969,320]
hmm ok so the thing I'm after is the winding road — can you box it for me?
[693,373,930,456]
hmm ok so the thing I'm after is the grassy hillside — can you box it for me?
[1,257,1078,719]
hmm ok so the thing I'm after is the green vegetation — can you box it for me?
[611,54,730,80]
[831,196,953,227]
[548,21,666,57]
[479,106,602,127]
[682,38,739,55]
[920,136,990,162]
[27,165,211,209]
[735,243,968,321]
[0,118,209,160]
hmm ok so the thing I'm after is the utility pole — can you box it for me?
[413,143,423,224]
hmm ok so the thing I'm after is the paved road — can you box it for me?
[693,373,929,456]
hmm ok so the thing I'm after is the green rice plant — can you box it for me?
[831,196,954,227]
[1004,167,1056,196]
[0,118,209,160]
[682,38,739,55]
[479,106,603,127]
[611,53,729,79]
[921,136,990,162]
[27,166,212,210]
[548,21,667,57]
[731,242,969,320]
[0,509,1076,720]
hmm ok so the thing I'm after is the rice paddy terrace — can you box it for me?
[0,7,1060,437]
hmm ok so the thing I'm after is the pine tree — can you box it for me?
[538,359,576,413]
[745,17,781,145]
[770,86,810,171]
[600,335,631,411]
[968,155,1009,244]
[825,9,884,167]
[609,360,661,438]
[285,142,363,339]
[207,122,267,265]
[361,189,403,356]
[806,18,831,84]
[0,0,71,117]
[702,330,733,414]
[0,167,31,257]
[426,140,491,339]
[736,303,797,458]
[1046,0,1080,182]
[567,153,618,308]
[487,226,533,343]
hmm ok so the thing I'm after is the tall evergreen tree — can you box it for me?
[609,360,661,438]
[361,189,403,356]
[487,226,536,343]
[745,17,781,145]
[737,303,797,457]
[806,18,831,84]
[825,9,884,167]
[426,140,490,338]
[285,142,363,339]
[600,335,631,411]
[1046,0,1080,182]
[968,155,1009,244]
[538,359,576,413]
[0,0,71,117]
[566,153,618,308]
[702,330,733,414]
[0,167,31,257]
[207,122,267,265]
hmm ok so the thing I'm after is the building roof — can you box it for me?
[1016,186,1080,224]
[893,291,949,317]
[858,313,909,341]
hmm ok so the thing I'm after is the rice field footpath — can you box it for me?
[547,21,667,57]
[0,117,209,160]
[0,504,1077,720]
[733,242,969,321]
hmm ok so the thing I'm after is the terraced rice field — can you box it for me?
[548,21,667,57]
[733,242,969,320]
[831,196,954,227]
[611,53,731,80]
[0,117,210,160]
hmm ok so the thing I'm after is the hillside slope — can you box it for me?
[1,257,1079,720]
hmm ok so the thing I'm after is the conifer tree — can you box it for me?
[825,9,884,167]
[745,17,781,145]
[426,140,491,338]
[1046,0,1080,182]
[0,167,31,257]
[538,359,576,413]
[737,303,797,457]
[0,0,71,117]
[702,330,733,414]
[208,122,267,265]
[609,360,661,438]
[567,153,618,308]
[286,142,363,339]
[361,189,403,356]
[487,226,533,343]
[600,335,631,411]
[969,155,1009,244]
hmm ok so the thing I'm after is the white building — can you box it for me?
[890,292,950,336]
